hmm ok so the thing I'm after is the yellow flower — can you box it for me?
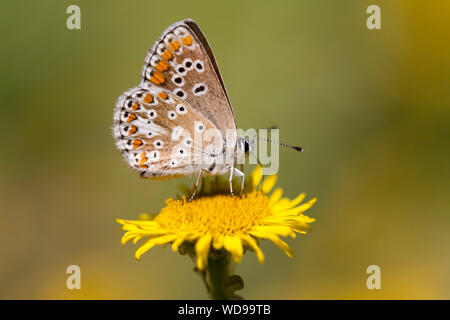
[117,167,316,271]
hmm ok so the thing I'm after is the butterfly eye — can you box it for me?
[244,140,250,153]
[194,60,204,73]
[176,104,187,115]
[168,111,177,120]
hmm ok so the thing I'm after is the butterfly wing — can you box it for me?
[139,19,236,137]
[113,87,223,179]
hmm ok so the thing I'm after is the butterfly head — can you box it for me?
[237,137,254,157]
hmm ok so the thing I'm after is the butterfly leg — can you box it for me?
[229,167,245,197]
[235,168,246,197]
[188,171,202,202]
[229,165,235,197]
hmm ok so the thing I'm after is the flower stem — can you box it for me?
[206,252,231,300]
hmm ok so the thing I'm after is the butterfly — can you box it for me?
[112,19,252,199]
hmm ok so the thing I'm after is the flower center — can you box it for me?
[154,191,271,235]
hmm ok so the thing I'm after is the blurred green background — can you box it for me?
[1,0,449,299]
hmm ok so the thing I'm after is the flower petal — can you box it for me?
[224,235,244,263]
[171,234,187,252]
[295,198,317,212]
[268,187,283,205]
[271,193,306,212]
[269,234,294,258]
[195,233,212,270]
[251,165,263,188]
[261,175,277,194]
[135,239,157,261]
[135,234,178,260]
[212,234,225,250]
[240,234,265,263]
[133,235,143,244]
[250,225,295,237]
[248,230,293,258]
[121,232,138,245]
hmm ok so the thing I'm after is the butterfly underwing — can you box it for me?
[112,19,249,194]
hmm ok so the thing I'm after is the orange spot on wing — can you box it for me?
[150,71,165,85]
[132,139,143,149]
[131,102,140,111]
[150,76,161,85]
[127,113,137,123]
[161,50,173,61]
[154,71,165,83]
[143,94,154,104]
[169,40,181,52]
[139,153,148,165]
[158,92,168,100]
[129,125,137,135]
[155,60,169,72]
[181,36,193,46]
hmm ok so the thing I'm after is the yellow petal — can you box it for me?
[133,235,143,244]
[250,225,295,237]
[195,233,212,270]
[251,165,263,188]
[241,234,264,263]
[121,232,140,245]
[135,238,157,261]
[223,235,243,263]
[212,234,225,250]
[271,193,306,212]
[172,233,200,251]
[116,218,126,225]
[117,218,160,227]
[268,187,283,205]
[266,234,294,258]
[171,235,186,252]
[135,234,178,260]
[295,198,317,212]
[248,231,293,258]
[261,175,277,194]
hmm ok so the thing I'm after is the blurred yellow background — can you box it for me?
[1,0,449,299]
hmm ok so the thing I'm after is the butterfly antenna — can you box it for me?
[257,137,304,152]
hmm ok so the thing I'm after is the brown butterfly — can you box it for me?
[112,19,302,199]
